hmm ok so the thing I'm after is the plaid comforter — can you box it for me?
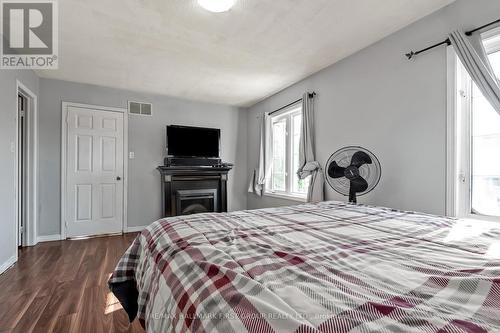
[109,201,500,332]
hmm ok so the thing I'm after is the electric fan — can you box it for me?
[325,146,381,204]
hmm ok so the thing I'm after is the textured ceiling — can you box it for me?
[37,0,455,106]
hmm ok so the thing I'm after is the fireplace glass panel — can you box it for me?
[176,189,218,216]
[180,198,214,215]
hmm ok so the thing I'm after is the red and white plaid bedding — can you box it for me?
[109,201,500,332]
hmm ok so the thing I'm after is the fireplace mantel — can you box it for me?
[157,165,232,217]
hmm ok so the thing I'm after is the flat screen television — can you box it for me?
[166,125,220,158]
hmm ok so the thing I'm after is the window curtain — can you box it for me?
[297,93,324,202]
[248,113,271,196]
[449,30,500,116]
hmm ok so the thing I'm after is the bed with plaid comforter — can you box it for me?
[109,201,500,332]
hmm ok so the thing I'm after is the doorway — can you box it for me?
[16,81,38,248]
[17,94,27,247]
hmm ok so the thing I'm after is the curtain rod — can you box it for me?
[405,18,500,60]
[268,92,316,116]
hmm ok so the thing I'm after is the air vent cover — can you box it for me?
[128,101,152,116]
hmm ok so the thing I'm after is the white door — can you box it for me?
[65,106,124,237]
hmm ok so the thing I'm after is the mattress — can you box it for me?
[109,201,500,332]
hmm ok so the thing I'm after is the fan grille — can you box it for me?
[325,146,381,197]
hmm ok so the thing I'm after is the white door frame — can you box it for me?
[61,102,128,239]
[15,80,38,248]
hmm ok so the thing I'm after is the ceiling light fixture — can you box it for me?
[198,0,236,13]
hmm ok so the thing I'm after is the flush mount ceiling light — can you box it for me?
[198,0,236,13]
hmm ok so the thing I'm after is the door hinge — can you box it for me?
[20,110,26,117]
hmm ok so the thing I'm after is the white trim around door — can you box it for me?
[61,102,128,239]
[15,80,38,248]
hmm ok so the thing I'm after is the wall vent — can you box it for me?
[128,101,152,116]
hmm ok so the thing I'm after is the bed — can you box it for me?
[109,201,500,332]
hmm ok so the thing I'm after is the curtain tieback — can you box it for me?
[298,161,321,180]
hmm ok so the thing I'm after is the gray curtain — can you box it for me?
[449,30,500,115]
[297,93,324,202]
[248,113,271,196]
[468,30,496,75]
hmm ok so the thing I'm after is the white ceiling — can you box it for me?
[37,0,455,107]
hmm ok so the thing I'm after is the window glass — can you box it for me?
[271,119,286,192]
[291,114,309,194]
[471,50,500,216]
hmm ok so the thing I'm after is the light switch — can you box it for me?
[129,152,135,159]
[10,142,15,153]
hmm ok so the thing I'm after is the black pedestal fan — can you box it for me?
[325,146,381,204]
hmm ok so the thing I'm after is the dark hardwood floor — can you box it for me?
[0,234,144,333]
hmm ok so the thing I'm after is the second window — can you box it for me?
[268,103,309,200]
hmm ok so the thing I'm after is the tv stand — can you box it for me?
[164,156,221,167]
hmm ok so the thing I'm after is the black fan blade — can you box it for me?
[350,176,369,193]
[327,161,345,178]
[350,151,372,168]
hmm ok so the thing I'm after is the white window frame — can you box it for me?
[446,28,500,222]
[265,103,307,202]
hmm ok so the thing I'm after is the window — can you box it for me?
[267,103,310,200]
[448,28,500,221]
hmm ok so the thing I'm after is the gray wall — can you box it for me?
[38,78,248,236]
[3,0,499,263]
[0,67,39,267]
[247,0,500,215]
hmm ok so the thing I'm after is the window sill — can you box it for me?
[459,214,500,224]
[263,192,307,203]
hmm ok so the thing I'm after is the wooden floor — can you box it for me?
[0,234,144,333]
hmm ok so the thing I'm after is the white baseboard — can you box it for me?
[37,234,62,243]
[0,255,17,275]
[126,226,147,233]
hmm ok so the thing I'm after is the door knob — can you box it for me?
[117,176,121,181]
